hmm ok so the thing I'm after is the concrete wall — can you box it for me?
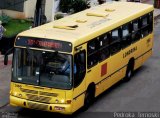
[45,0,55,21]
[0,0,55,21]
[2,10,25,19]
[24,0,37,19]
[24,0,55,21]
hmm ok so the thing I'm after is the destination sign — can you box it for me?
[15,37,72,52]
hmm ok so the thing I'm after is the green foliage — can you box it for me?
[19,19,26,23]
[3,19,32,38]
[54,13,64,20]
[0,15,11,25]
[73,0,89,12]
[59,0,73,13]
[59,0,89,13]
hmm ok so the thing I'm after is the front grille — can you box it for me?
[26,94,52,103]
[28,102,48,111]
[39,91,58,97]
[20,88,59,104]
[20,88,38,94]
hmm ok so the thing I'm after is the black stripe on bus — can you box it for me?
[73,91,86,100]
[135,48,152,60]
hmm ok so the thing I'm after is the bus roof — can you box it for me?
[18,2,153,47]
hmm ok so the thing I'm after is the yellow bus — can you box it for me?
[6,2,154,114]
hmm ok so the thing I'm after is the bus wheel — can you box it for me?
[123,60,134,82]
[83,85,95,110]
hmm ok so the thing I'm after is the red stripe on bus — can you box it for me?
[101,63,107,77]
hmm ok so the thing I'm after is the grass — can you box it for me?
[3,19,32,38]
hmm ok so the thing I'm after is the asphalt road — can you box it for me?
[0,19,160,118]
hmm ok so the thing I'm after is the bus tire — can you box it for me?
[83,84,95,110]
[123,59,134,82]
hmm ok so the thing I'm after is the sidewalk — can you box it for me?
[0,54,12,108]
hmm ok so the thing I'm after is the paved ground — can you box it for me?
[0,55,12,108]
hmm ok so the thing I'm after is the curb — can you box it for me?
[154,11,160,24]
[154,14,160,23]
[0,103,9,110]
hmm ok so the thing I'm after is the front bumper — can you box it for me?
[10,95,73,114]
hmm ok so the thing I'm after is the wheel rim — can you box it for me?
[128,70,132,78]
[85,90,94,108]
[85,92,90,105]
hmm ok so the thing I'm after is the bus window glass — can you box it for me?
[87,54,98,68]
[99,34,109,47]
[111,30,119,43]
[110,29,121,55]
[74,51,86,87]
[142,17,148,27]
[133,21,139,31]
[87,39,98,68]
[149,12,153,33]
[122,24,131,48]
[99,33,110,61]
[132,19,141,42]
[122,25,129,37]
[12,48,73,89]
[88,40,96,54]
[99,46,110,61]
[141,15,149,37]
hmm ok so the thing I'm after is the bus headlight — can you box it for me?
[18,94,22,98]
[60,99,65,103]
[11,92,22,98]
[13,92,18,96]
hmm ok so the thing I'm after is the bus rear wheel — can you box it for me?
[123,60,134,82]
[83,85,95,110]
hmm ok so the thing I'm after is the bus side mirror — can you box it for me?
[4,54,8,65]
[3,47,14,65]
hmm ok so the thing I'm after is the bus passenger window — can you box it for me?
[87,39,96,54]
[149,12,153,33]
[122,24,131,48]
[142,17,148,26]
[99,47,110,61]
[132,19,141,43]
[87,39,98,68]
[99,34,110,62]
[110,29,121,55]
[141,15,149,37]
[74,51,86,87]
[111,30,119,43]
[133,21,139,31]
[99,34,109,47]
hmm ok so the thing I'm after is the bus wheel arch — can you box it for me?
[83,83,95,110]
[124,58,135,82]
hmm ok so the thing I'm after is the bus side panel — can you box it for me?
[129,40,144,70]
[86,64,101,97]
[134,57,143,70]
[72,94,85,113]
[134,33,153,70]
[72,44,87,113]
[142,34,153,64]
[99,53,125,96]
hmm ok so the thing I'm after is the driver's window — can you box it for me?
[74,50,86,88]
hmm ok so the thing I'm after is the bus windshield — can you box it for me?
[12,48,72,89]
